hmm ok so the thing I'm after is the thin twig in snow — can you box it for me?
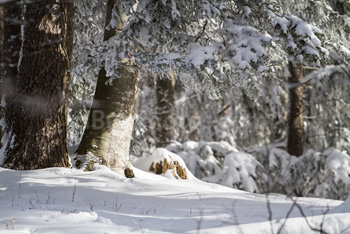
[291,197,328,234]
[276,201,297,234]
[114,197,122,211]
[266,193,274,234]
[29,198,36,209]
[72,178,77,202]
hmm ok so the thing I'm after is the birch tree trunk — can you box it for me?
[287,61,304,157]
[2,0,75,169]
[77,0,139,175]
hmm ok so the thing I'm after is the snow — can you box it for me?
[164,141,264,193]
[271,15,290,34]
[324,148,350,184]
[182,141,199,151]
[186,44,217,69]
[133,148,197,180]
[1,166,350,233]
[140,27,152,46]
[269,148,297,175]
[289,15,313,37]
[340,45,350,57]
[218,151,262,192]
[330,196,350,214]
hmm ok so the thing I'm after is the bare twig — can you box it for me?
[89,202,95,211]
[196,210,204,234]
[18,183,22,199]
[134,220,144,234]
[291,197,328,234]
[46,192,53,205]
[114,197,122,211]
[319,204,330,232]
[196,192,202,201]
[194,20,208,43]
[72,178,77,202]
[217,104,231,116]
[29,198,36,209]
[144,207,156,215]
[266,194,274,234]
[33,190,40,204]
[276,201,297,234]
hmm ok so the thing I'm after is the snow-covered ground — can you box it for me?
[1,161,350,234]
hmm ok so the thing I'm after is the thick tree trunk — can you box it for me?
[287,62,304,157]
[1,1,22,164]
[2,2,21,117]
[77,0,139,175]
[77,66,139,173]
[155,75,175,147]
[2,0,75,169]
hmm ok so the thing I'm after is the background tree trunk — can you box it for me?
[77,0,139,175]
[2,0,75,169]
[155,74,175,147]
[327,0,346,15]
[287,62,304,157]
[0,6,4,142]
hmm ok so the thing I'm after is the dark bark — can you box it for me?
[1,1,22,161]
[336,2,345,14]
[0,6,3,79]
[327,0,350,15]
[242,91,256,146]
[2,0,75,169]
[0,6,4,138]
[77,0,139,173]
[155,75,175,147]
[2,2,21,113]
[287,62,304,157]
[329,0,345,14]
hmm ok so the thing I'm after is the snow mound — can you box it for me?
[215,151,264,193]
[253,146,350,199]
[132,148,196,180]
[166,141,265,193]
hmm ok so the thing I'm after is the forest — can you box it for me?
[0,0,350,233]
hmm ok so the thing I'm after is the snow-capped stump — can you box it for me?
[133,148,196,180]
[149,158,187,179]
